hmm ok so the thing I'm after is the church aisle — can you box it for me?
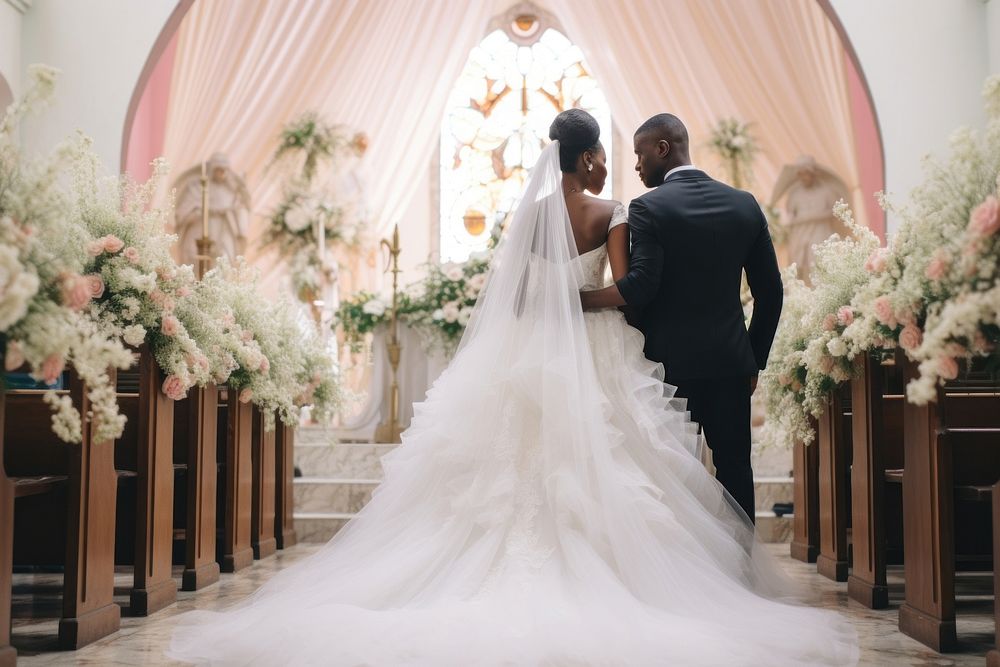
[7,544,989,666]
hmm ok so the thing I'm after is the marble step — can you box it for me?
[293,512,354,543]
[294,477,380,514]
[755,511,793,543]
[294,442,397,478]
[754,476,794,513]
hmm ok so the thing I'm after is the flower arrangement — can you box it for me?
[759,202,880,448]
[707,117,758,189]
[262,112,367,301]
[198,258,343,428]
[404,250,492,353]
[334,291,393,352]
[0,66,134,443]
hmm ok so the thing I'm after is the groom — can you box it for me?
[581,113,783,523]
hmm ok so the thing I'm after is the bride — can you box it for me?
[169,110,857,666]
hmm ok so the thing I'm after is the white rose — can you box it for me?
[457,307,473,326]
[826,337,847,358]
[122,324,147,347]
[362,298,387,316]
[0,245,40,330]
[468,273,487,291]
[284,205,312,233]
[468,250,491,262]
[442,304,460,323]
[431,309,445,321]
[445,266,464,281]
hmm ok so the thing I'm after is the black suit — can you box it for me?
[616,169,783,521]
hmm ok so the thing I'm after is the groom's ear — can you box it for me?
[657,139,671,159]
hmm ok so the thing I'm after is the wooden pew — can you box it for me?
[848,352,905,608]
[988,478,1000,667]
[0,386,15,666]
[5,370,121,649]
[250,407,277,560]
[217,388,253,572]
[275,423,297,550]
[174,385,220,591]
[898,357,1000,651]
[817,383,853,582]
[114,347,177,616]
[791,416,820,563]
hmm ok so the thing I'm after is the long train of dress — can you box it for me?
[169,215,857,665]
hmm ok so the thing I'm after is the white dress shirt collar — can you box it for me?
[663,164,699,182]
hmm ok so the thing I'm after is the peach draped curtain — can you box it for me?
[550,0,869,226]
[153,0,875,285]
[158,0,497,282]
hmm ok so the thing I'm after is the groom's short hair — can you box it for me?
[635,113,689,147]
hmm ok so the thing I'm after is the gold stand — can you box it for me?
[374,225,402,444]
[195,162,214,279]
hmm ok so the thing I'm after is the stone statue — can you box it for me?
[173,153,251,266]
[770,155,849,286]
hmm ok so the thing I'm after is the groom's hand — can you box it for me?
[750,376,759,396]
[580,285,627,310]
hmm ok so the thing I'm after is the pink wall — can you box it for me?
[844,38,886,241]
[123,28,178,184]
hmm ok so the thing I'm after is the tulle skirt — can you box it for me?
[168,309,857,666]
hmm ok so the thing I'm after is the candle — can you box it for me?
[200,161,209,239]
[318,216,326,264]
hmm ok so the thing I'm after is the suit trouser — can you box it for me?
[669,376,755,523]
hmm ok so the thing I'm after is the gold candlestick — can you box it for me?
[195,161,215,279]
[374,224,402,444]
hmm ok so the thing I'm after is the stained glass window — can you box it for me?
[439,23,613,263]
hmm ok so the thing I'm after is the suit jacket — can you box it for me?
[616,169,782,380]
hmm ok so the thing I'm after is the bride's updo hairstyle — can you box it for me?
[548,108,600,173]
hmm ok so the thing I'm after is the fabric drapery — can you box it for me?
[549,0,868,227]
[157,0,497,285]
[150,0,874,257]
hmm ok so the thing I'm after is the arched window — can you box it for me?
[439,13,612,263]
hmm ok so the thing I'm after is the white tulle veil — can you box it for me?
[168,141,858,666]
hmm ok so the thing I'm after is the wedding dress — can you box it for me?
[169,143,857,666]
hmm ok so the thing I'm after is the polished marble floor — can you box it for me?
[8,544,994,665]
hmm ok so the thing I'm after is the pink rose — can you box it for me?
[896,306,916,327]
[156,266,177,281]
[161,374,187,400]
[836,306,854,327]
[85,240,104,257]
[241,330,253,343]
[822,314,837,332]
[160,314,180,337]
[85,274,105,299]
[161,296,176,313]
[925,256,949,281]
[778,374,792,386]
[59,272,92,311]
[259,356,270,372]
[221,312,236,328]
[40,353,65,385]
[149,289,167,306]
[102,235,125,253]
[873,296,896,328]
[238,388,253,404]
[4,340,24,371]
[969,195,1000,238]
[123,247,140,264]
[898,323,923,351]
[791,380,803,392]
[865,248,888,274]
[937,355,959,381]
[177,285,191,298]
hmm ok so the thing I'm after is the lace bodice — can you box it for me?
[577,203,627,290]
